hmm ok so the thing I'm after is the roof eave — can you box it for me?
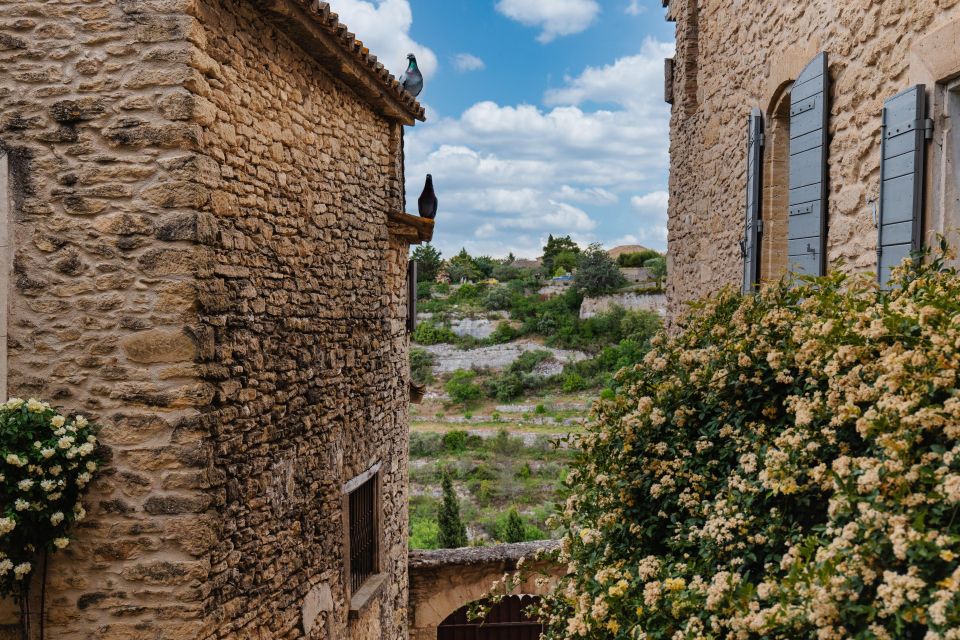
[257,0,426,124]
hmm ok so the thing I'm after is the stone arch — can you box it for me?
[408,542,561,640]
[760,81,794,282]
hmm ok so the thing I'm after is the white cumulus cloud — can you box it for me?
[452,53,485,72]
[545,39,675,110]
[625,0,645,16]
[330,0,438,80]
[495,0,601,43]
[405,38,674,258]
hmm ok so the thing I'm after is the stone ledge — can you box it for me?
[387,210,434,244]
[348,572,387,620]
[409,540,559,570]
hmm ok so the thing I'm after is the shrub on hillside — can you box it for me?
[483,285,514,311]
[412,320,457,345]
[444,370,482,406]
[489,321,518,344]
[494,251,960,638]
[410,348,435,385]
[416,281,433,300]
[442,429,469,453]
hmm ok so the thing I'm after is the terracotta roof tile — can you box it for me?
[266,0,426,123]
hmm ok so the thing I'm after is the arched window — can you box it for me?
[761,83,793,282]
[437,595,542,640]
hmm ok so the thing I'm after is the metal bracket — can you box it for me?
[790,100,816,117]
[757,219,764,235]
[886,118,935,139]
[790,204,814,216]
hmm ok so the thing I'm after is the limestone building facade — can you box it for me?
[0,0,428,638]
[664,0,960,317]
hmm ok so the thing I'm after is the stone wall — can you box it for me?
[579,293,667,319]
[408,541,561,640]
[665,0,960,319]
[0,0,418,638]
[0,0,217,637]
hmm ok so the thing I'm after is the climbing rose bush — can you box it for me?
[0,398,101,596]
[505,254,960,639]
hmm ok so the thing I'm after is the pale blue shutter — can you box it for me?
[787,53,829,277]
[878,85,929,288]
[742,108,763,294]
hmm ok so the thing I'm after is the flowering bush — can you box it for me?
[503,253,960,639]
[0,398,100,596]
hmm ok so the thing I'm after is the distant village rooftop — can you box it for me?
[266,0,426,124]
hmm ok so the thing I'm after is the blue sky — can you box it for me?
[333,0,676,259]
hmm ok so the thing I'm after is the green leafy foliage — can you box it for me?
[574,243,627,296]
[0,399,103,595]
[504,508,526,543]
[437,471,468,549]
[412,320,458,346]
[442,430,469,453]
[511,252,960,639]
[447,248,482,283]
[411,243,443,283]
[541,235,581,276]
[444,370,482,406]
[416,281,433,301]
[616,249,661,267]
[644,255,667,286]
[482,286,514,311]
[409,348,435,386]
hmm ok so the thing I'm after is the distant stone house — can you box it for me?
[664,0,960,318]
[0,1,429,639]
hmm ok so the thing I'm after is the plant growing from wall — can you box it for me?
[437,471,467,549]
[487,248,960,638]
[0,398,102,639]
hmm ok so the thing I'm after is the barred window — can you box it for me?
[346,469,379,593]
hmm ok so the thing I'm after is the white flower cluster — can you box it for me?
[0,398,99,593]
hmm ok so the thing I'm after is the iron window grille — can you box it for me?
[346,469,379,594]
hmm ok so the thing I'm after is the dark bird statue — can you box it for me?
[418,174,437,219]
[399,53,424,98]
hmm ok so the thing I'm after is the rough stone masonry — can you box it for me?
[665,0,960,319]
[0,0,426,638]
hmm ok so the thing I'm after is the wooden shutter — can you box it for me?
[407,260,418,333]
[878,85,929,288]
[742,108,764,294]
[787,53,829,277]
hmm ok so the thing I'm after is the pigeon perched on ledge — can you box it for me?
[418,174,437,219]
[399,53,423,98]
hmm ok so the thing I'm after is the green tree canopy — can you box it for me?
[573,243,626,296]
[447,248,481,283]
[541,235,581,276]
[410,243,442,283]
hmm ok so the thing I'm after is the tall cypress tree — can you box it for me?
[437,471,468,548]
[504,507,526,543]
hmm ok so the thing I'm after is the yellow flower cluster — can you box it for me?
[513,254,960,639]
